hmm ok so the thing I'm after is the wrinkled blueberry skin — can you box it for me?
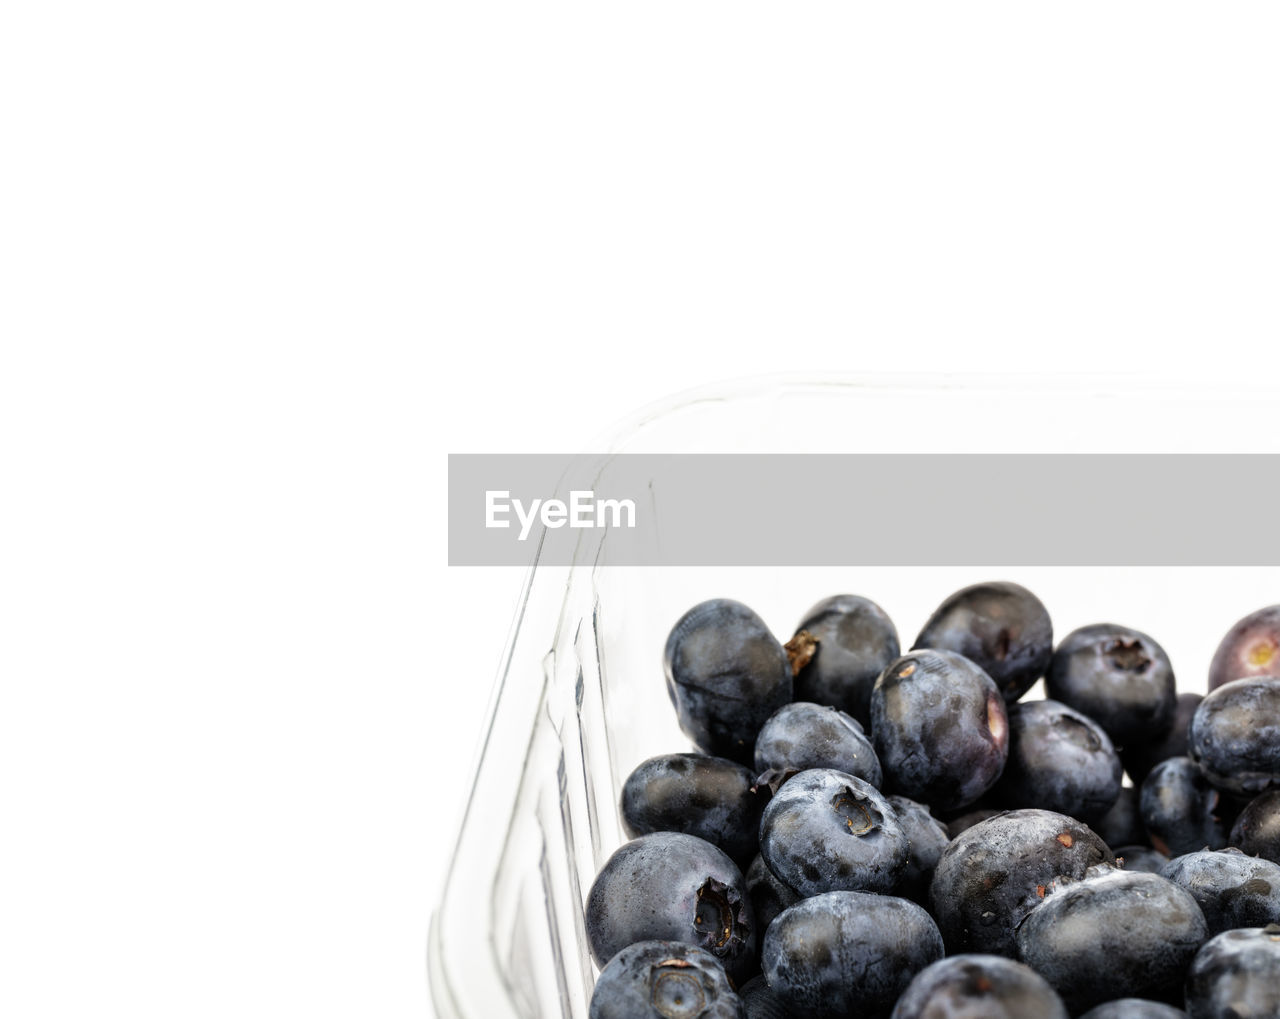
[753,703,881,789]
[1140,757,1229,858]
[993,699,1123,822]
[621,754,766,868]
[1231,789,1280,864]
[1185,924,1280,1019]
[1047,624,1176,749]
[1015,867,1208,1014]
[886,795,950,905]
[912,581,1052,704]
[792,595,900,728]
[1115,845,1170,874]
[758,769,908,897]
[665,600,792,765]
[736,976,792,1019]
[888,954,1069,1019]
[762,891,943,1019]
[1098,787,1151,850]
[1159,848,1280,938]
[589,941,745,1019]
[929,809,1110,957]
[744,854,800,939]
[1208,605,1280,691]
[1189,676,1280,797]
[1123,693,1203,788]
[870,650,1009,811]
[585,832,757,984]
[1078,1001,1189,1019]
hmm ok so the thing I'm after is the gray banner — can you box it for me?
[448,454,1278,566]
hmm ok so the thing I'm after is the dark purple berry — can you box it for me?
[889,954,1069,1019]
[870,649,1008,811]
[1047,623,1176,749]
[763,891,942,1019]
[1208,605,1280,691]
[993,699,1122,823]
[664,599,791,764]
[929,809,1110,957]
[584,832,756,984]
[1096,786,1151,850]
[743,854,799,938]
[589,941,744,1019]
[621,754,765,868]
[1185,925,1280,1019]
[1160,847,1280,937]
[1015,866,1207,1014]
[1122,693,1202,788]
[885,795,949,905]
[753,702,881,788]
[790,594,899,728]
[1230,789,1280,865]
[913,581,1052,704]
[1189,676,1280,797]
[758,769,908,897]
[1140,756,1228,858]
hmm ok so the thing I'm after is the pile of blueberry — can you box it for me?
[584,586,1280,1018]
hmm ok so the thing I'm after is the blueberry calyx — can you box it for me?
[649,960,707,1019]
[1251,641,1279,668]
[832,788,880,836]
[1105,637,1152,673]
[785,630,818,675]
[693,877,750,956]
[752,768,797,796]
[1050,713,1101,753]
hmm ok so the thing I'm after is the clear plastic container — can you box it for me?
[428,376,1280,1019]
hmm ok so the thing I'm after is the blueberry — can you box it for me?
[1231,789,1280,865]
[1078,1001,1189,1019]
[1208,605,1280,691]
[885,795,949,905]
[588,941,745,1019]
[870,649,1009,811]
[929,809,1110,957]
[1185,924,1280,1019]
[757,769,908,897]
[585,832,756,984]
[888,954,1069,1019]
[993,698,1123,822]
[1140,757,1229,858]
[752,703,881,788]
[789,595,900,728]
[1097,786,1152,850]
[1115,845,1170,874]
[621,754,766,868]
[1189,676,1280,797]
[1159,847,1280,938]
[912,581,1052,704]
[1015,866,1208,1014]
[736,976,793,1019]
[665,600,792,764]
[744,854,800,939]
[1122,693,1203,788]
[762,891,943,1019]
[1046,623,1176,749]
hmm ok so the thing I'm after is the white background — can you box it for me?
[3,3,1280,1017]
